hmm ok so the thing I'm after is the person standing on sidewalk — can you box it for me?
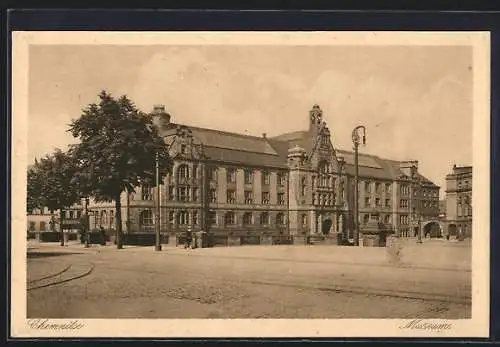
[99,226,106,246]
[185,228,193,249]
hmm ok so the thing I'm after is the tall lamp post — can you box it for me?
[410,168,423,244]
[336,156,346,240]
[351,125,366,247]
[155,152,162,251]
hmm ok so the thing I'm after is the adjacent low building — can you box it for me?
[58,104,440,244]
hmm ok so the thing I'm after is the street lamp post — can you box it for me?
[410,169,423,244]
[351,126,366,247]
[336,156,345,240]
[84,197,90,248]
[155,152,162,252]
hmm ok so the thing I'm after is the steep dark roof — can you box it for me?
[160,123,438,185]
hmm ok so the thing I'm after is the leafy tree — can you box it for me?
[27,159,43,214]
[33,149,81,246]
[68,90,171,249]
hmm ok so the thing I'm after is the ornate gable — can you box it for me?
[167,125,205,160]
[307,105,342,173]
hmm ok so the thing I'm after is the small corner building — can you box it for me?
[50,104,442,245]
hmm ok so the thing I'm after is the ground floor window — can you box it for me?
[260,212,269,225]
[276,213,285,226]
[225,212,235,226]
[177,211,189,225]
[243,212,253,225]
[140,210,154,231]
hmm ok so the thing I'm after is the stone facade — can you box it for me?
[56,104,440,242]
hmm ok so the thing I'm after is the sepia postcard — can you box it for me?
[11,31,490,338]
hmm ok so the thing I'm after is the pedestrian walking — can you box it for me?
[185,228,193,249]
[99,226,106,246]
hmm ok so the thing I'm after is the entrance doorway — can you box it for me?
[423,221,442,238]
[448,224,457,237]
[322,219,332,236]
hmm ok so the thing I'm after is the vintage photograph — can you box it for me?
[11,31,490,338]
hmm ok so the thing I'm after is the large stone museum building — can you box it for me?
[54,104,439,242]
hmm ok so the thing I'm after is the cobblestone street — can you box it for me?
[27,241,471,319]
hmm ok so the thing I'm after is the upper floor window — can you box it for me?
[227,168,236,183]
[384,214,392,224]
[262,171,270,185]
[178,187,189,202]
[302,214,308,227]
[141,185,153,200]
[278,193,285,205]
[385,183,392,193]
[262,192,270,204]
[180,144,187,154]
[375,182,381,193]
[178,165,189,179]
[208,167,218,181]
[209,189,217,203]
[227,190,236,204]
[364,197,371,208]
[363,214,370,224]
[400,184,409,195]
[364,181,371,193]
[244,191,253,204]
[277,172,286,186]
[244,169,253,184]
[320,135,329,147]
[301,177,307,196]
[385,199,391,207]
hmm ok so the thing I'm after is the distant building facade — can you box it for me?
[52,104,440,243]
[445,165,472,238]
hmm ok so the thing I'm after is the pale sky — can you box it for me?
[28,44,473,199]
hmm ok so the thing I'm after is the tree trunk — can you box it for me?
[60,209,65,247]
[115,194,123,249]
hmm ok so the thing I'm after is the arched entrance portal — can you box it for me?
[423,221,442,238]
[448,224,457,237]
[322,219,332,236]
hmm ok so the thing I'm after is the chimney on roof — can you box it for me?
[399,160,419,177]
[152,104,171,129]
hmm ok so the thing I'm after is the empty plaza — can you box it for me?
[27,239,471,319]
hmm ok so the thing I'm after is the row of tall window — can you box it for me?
[365,197,392,208]
[363,181,393,194]
[313,193,336,206]
[137,209,289,228]
[361,214,392,224]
